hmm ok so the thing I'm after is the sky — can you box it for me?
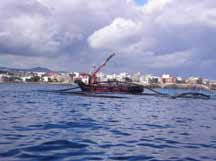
[0,0,216,79]
[135,0,147,6]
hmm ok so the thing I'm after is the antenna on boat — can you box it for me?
[90,64,96,74]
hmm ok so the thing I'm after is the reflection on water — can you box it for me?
[0,83,216,161]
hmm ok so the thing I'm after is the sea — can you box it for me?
[0,83,216,161]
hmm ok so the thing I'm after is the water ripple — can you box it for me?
[0,84,216,161]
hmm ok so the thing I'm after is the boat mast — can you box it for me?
[92,53,115,84]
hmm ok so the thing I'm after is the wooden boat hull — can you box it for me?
[76,80,144,94]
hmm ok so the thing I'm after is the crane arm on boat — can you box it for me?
[92,53,115,83]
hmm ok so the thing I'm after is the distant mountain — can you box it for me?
[0,67,9,71]
[0,67,20,72]
[0,66,53,73]
[28,67,52,72]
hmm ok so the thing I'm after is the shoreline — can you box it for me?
[132,83,215,91]
[0,82,215,91]
[0,82,75,86]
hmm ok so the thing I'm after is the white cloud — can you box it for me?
[0,0,60,56]
[143,0,173,14]
[0,0,216,77]
[0,14,60,56]
[88,0,216,72]
[88,18,143,49]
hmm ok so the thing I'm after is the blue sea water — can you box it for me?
[0,83,216,161]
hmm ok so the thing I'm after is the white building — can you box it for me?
[106,73,117,81]
[140,74,151,84]
[96,72,107,82]
[202,78,209,85]
[140,74,160,84]
[35,72,45,77]
[42,76,49,82]
[0,74,3,82]
[21,76,32,82]
[132,72,141,82]
[162,74,171,79]
[117,72,131,81]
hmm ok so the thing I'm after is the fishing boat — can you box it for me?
[76,80,144,94]
[75,53,144,94]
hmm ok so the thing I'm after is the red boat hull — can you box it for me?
[76,80,144,94]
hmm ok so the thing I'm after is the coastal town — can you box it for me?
[0,68,216,90]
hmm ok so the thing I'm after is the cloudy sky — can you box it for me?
[0,0,215,78]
